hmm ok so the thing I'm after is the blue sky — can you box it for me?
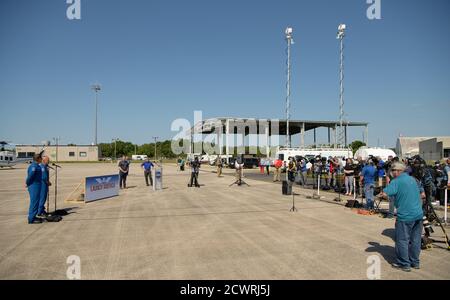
[1,0,449,147]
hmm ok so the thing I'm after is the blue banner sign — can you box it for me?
[85,174,119,202]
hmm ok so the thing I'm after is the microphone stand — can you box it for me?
[52,163,62,213]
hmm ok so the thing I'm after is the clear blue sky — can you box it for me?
[1,0,449,147]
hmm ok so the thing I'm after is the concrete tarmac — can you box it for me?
[0,163,449,279]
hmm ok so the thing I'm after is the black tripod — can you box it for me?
[290,191,298,212]
[229,167,249,187]
[422,194,450,250]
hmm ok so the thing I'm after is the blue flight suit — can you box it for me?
[26,162,42,223]
[38,163,49,215]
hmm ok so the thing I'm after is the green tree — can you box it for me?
[350,140,366,156]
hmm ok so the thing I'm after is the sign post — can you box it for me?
[85,174,119,202]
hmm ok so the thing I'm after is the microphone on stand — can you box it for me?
[52,163,62,168]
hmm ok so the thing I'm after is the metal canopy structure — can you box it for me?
[187,117,369,157]
[191,117,367,139]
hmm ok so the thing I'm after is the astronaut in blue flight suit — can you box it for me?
[38,156,51,217]
[26,154,43,224]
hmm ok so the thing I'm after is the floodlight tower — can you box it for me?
[285,27,294,148]
[152,136,160,161]
[91,84,101,145]
[337,24,346,148]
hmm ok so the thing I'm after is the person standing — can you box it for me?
[380,162,423,272]
[141,158,154,186]
[377,157,385,188]
[265,159,270,176]
[361,159,377,210]
[177,157,181,171]
[26,154,43,224]
[287,157,296,183]
[445,158,450,206]
[37,156,51,217]
[385,156,397,218]
[189,157,200,187]
[216,156,223,177]
[259,159,264,174]
[344,158,354,196]
[118,155,130,189]
[180,158,185,171]
[299,158,308,186]
[273,158,282,182]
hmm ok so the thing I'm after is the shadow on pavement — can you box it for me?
[365,241,396,264]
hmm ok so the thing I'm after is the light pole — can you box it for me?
[91,84,101,145]
[337,24,346,148]
[112,138,119,162]
[52,137,60,162]
[284,27,294,148]
[152,136,159,161]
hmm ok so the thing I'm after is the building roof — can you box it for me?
[189,117,368,135]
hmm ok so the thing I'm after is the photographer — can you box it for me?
[189,156,200,187]
[380,162,423,272]
[344,158,354,196]
[384,155,397,218]
[234,156,245,185]
[312,156,321,189]
[354,156,364,197]
[377,157,386,188]
[361,159,377,210]
[297,158,308,186]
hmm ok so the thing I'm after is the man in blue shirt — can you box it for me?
[26,154,43,224]
[360,159,377,210]
[141,158,154,186]
[381,162,423,272]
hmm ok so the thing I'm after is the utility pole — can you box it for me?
[52,137,60,162]
[112,138,118,162]
[152,136,159,161]
[91,84,101,145]
[285,27,294,148]
[337,24,346,148]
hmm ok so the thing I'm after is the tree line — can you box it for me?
[98,139,368,159]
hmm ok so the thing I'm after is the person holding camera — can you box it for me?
[344,158,354,196]
[189,157,200,187]
[380,162,423,272]
[361,159,377,210]
[296,158,307,186]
